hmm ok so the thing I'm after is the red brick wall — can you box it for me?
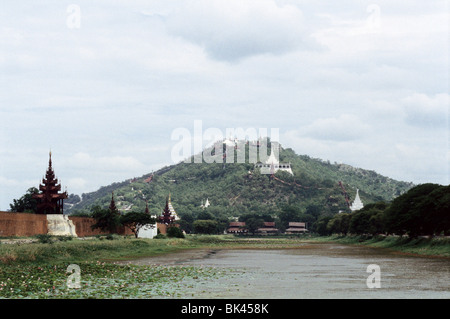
[67,216,108,237]
[0,212,47,237]
[158,223,167,234]
[68,216,134,237]
[0,212,134,237]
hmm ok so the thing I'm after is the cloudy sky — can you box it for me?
[0,0,448,210]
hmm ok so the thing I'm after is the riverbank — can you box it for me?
[1,234,448,265]
[306,235,450,258]
[0,234,448,298]
[0,234,312,265]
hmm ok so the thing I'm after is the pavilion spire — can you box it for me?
[109,191,118,213]
[33,152,68,214]
[145,200,150,214]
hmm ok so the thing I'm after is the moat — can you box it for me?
[129,243,450,299]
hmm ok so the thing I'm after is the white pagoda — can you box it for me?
[350,189,364,211]
[200,198,211,209]
[255,145,293,176]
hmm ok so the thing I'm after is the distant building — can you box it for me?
[350,189,364,212]
[285,222,308,234]
[255,143,293,176]
[257,222,279,234]
[227,221,247,234]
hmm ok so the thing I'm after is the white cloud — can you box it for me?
[299,114,371,141]
[402,93,449,128]
[0,0,448,209]
[67,177,88,194]
[67,152,146,172]
[165,0,309,62]
[0,176,39,211]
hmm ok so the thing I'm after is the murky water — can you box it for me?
[131,243,450,299]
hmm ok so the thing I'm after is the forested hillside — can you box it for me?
[66,142,414,225]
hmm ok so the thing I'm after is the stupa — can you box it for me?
[350,189,364,212]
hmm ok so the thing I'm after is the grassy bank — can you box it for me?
[309,235,450,258]
[0,235,231,299]
[0,235,196,265]
[2,234,448,266]
[0,234,310,265]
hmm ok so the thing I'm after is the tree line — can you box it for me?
[317,184,449,237]
[8,183,448,238]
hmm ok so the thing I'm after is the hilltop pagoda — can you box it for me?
[33,152,68,214]
[255,142,293,176]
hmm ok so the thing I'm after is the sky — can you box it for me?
[0,0,448,210]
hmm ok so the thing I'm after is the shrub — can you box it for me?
[166,226,185,238]
[105,234,121,240]
[35,234,53,244]
[56,236,73,241]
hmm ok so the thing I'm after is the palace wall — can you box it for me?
[0,212,133,237]
[157,223,167,235]
[0,212,47,237]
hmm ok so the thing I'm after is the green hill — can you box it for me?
[65,141,414,223]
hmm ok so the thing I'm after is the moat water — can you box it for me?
[130,243,450,299]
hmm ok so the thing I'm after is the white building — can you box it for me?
[138,202,158,239]
[350,189,364,211]
[200,198,211,209]
[255,147,293,176]
[138,222,157,239]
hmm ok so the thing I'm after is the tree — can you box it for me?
[193,220,219,234]
[327,213,351,235]
[315,215,333,236]
[178,211,195,234]
[384,184,442,237]
[166,225,185,238]
[120,211,155,238]
[278,204,302,232]
[434,185,450,235]
[9,187,39,213]
[240,212,274,223]
[91,205,121,234]
[348,210,372,235]
[197,210,214,220]
[245,217,265,235]
[305,204,322,219]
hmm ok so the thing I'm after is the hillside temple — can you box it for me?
[255,146,293,176]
